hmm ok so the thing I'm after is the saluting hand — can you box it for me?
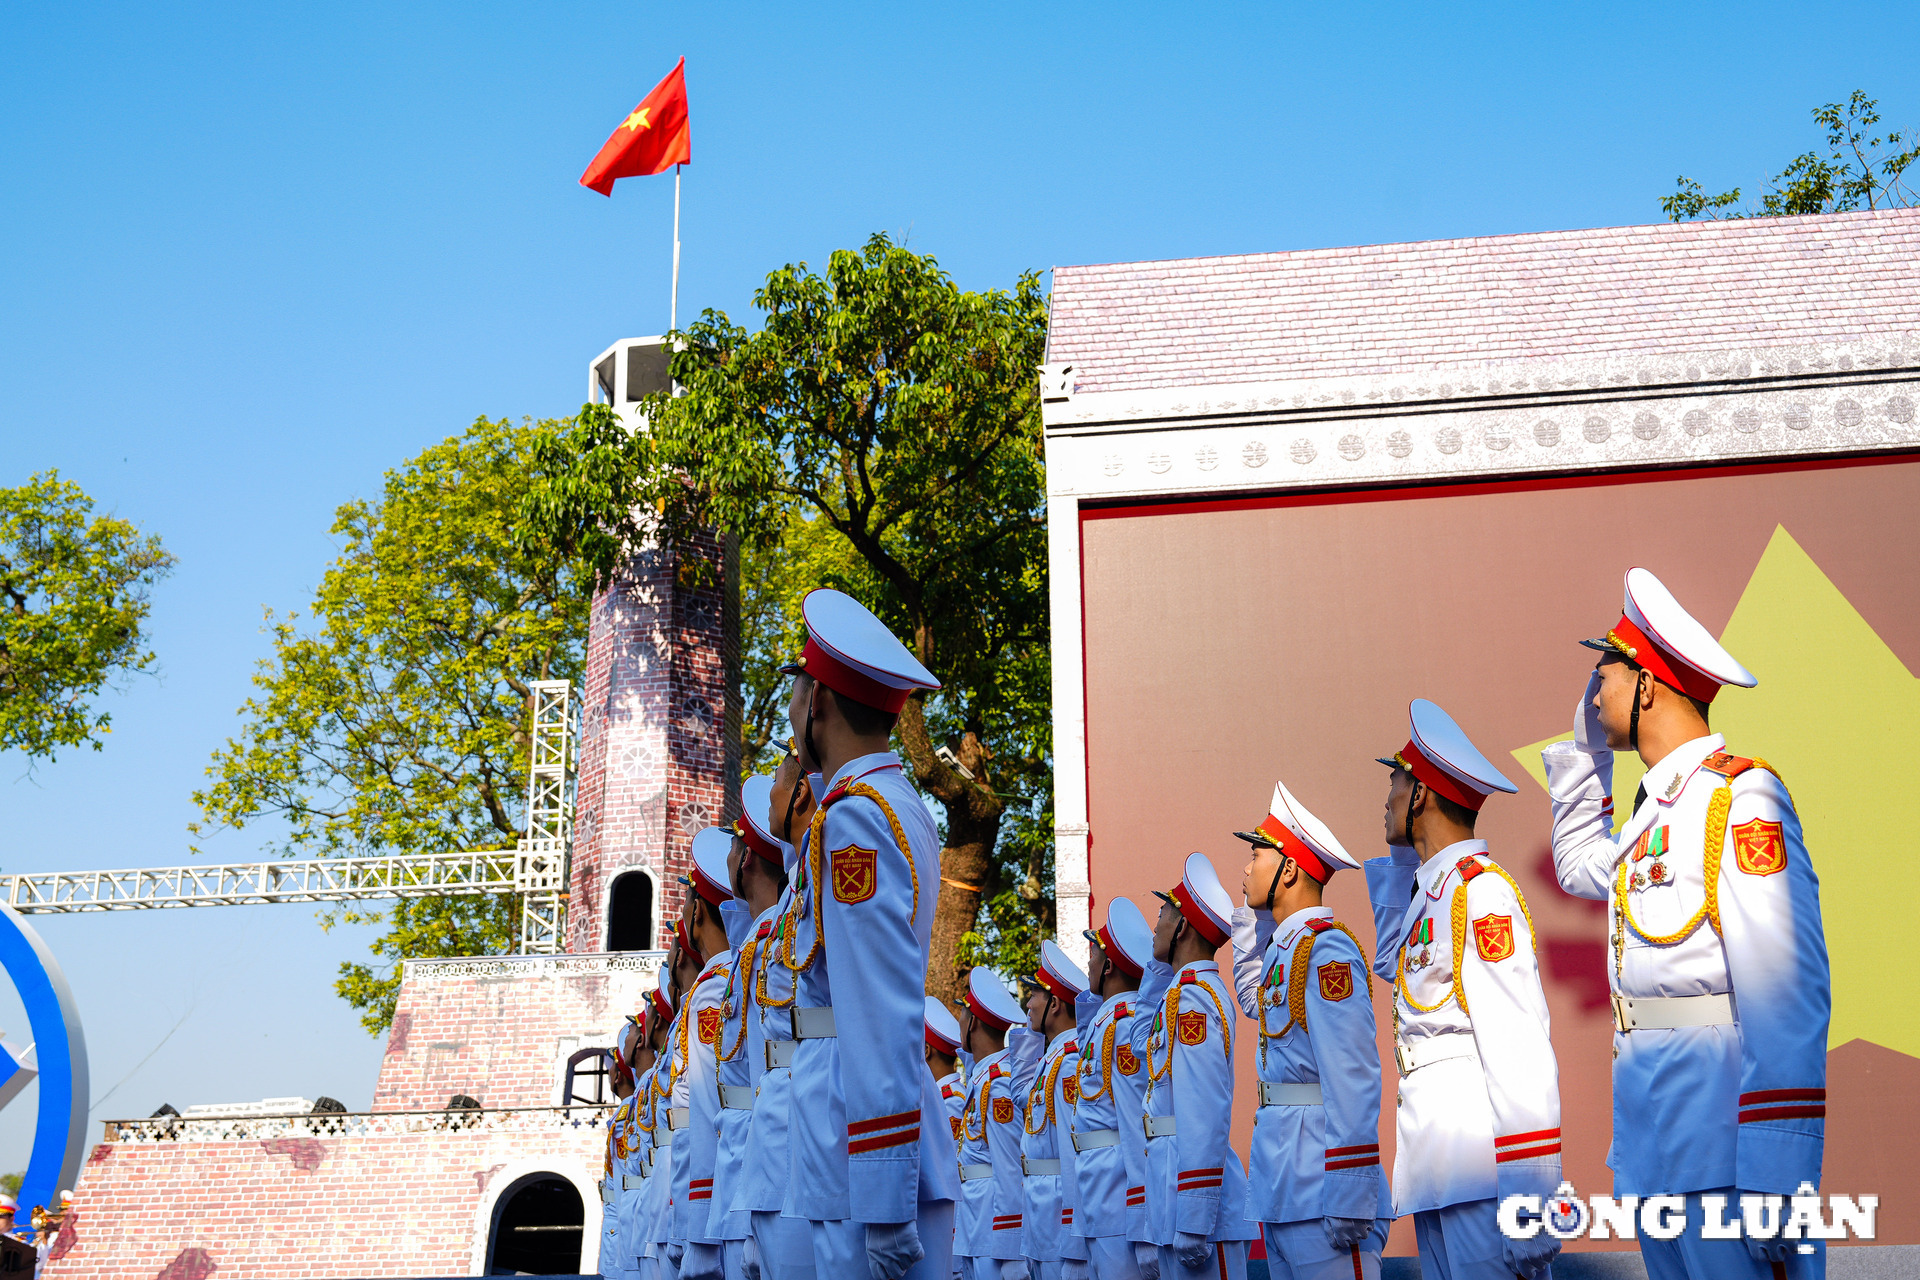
[1573,669,1611,760]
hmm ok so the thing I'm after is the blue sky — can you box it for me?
[2,0,1915,1166]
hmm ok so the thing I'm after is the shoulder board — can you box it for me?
[1066,1040,1079,1054]
[941,1084,959,1100]
[1178,971,1198,985]
[987,1063,1005,1080]
[1114,1000,1132,1018]
[1455,857,1485,881]
[1699,752,1755,779]
[1304,917,1334,933]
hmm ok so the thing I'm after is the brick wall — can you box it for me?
[371,954,659,1113]
[569,529,739,955]
[44,1126,604,1279]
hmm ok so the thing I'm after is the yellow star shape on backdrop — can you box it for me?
[1512,525,1918,1057]
[623,107,652,132]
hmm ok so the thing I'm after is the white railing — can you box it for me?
[104,1103,617,1144]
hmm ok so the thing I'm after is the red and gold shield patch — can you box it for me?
[1115,1045,1140,1076]
[1317,961,1353,1002]
[1063,1075,1079,1104]
[992,1097,1015,1125]
[1733,818,1787,876]
[697,1006,723,1046]
[1176,1010,1208,1046]
[831,844,878,903]
[1473,914,1515,962]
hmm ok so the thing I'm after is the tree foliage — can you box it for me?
[521,233,1054,1000]
[1665,91,1918,221]
[0,472,174,761]
[194,417,592,1031]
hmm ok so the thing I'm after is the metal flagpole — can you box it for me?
[670,164,682,331]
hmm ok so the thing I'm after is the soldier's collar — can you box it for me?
[824,751,904,792]
[1417,839,1488,897]
[1045,1026,1077,1052]
[1275,905,1332,947]
[1173,960,1219,979]
[1641,733,1726,810]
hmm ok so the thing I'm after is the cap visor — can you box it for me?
[1081,929,1101,946]
[1150,889,1175,907]
[1578,637,1615,652]
[778,661,805,676]
[1375,757,1402,769]
[1230,830,1263,845]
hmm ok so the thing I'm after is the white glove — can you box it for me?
[865,1220,924,1280]
[666,1242,685,1270]
[1133,1241,1161,1280]
[1501,1229,1559,1278]
[1741,1195,1791,1264]
[1061,1259,1091,1280]
[742,1234,761,1280]
[1006,1026,1045,1070]
[1322,1216,1372,1250]
[679,1241,724,1280]
[1573,669,1612,759]
[998,1260,1028,1280]
[1175,1231,1210,1270]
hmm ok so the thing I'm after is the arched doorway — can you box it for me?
[606,869,654,952]
[486,1174,584,1275]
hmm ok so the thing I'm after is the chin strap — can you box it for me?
[1260,854,1286,912]
[801,685,824,790]
[1400,780,1422,848]
[1629,669,1648,754]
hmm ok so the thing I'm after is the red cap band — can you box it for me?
[1170,883,1229,948]
[1095,923,1142,978]
[797,635,912,714]
[1034,965,1078,1004]
[965,988,1014,1032]
[735,817,783,868]
[674,915,704,964]
[1609,615,1722,704]
[925,1023,960,1055]
[1255,814,1333,883]
[1398,739,1487,812]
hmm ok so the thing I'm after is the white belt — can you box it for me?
[959,1163,994,1181]
[791,1006,837,1038]
[600,1179,618,1205]
[651,1127,669,1148]
[1022,1156,1061,1176]
[1612,991,1737,1033]
[664,1106,691,1130]
[1258,1081,1324,1106]
[1143,1114,1176,1139]
[765,1040,794,1069]
[720,1084,756,1110]
[1070,1129,1119,1153]
[1394,1034,1477,1077]
[623,1174,646,1190]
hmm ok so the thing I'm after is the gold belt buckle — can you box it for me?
[1393,1042,1413,1076]
[1611,992,1632,1034]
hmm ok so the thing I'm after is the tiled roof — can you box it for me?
[1048,208,1920,395]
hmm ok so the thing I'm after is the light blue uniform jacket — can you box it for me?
[1021,1027,1087,1263]
[1128,960,1258,1245]
[783,753,961,1224]
[705,903,760,1243]
[676,951,735,1247]
[734,888,804,1220]
[1068,989,1148,1244]
[1230,904,1391,1227]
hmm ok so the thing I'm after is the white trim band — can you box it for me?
[1612,991,1737,1033]
[1071,1128,1120,1153]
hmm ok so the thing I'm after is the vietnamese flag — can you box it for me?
[580,58,691,196]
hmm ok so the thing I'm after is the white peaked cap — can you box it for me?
[1234,779,1360,883]
[1581,566,1757,701]
[651,964,674,1019]
[1034,940,1089,1002]
[1380,698,1518,812]
[1155,852,1233,948]
[923,997,962,1054]
[737,773,785,868]
[964,966,1025,1032]
[1083,897,1153,978]
[781,589,941,713]
[687,826,737,905]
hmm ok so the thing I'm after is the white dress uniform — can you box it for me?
[655,971,695,1270]
[955,967,1030,1280]
[1021,943,1090,1280]
[1129,854,1258,1280]
[1228,781,1392,1280]
[1069,898,1154,1280]
[637,971,681,1277]
[1542,568,1829,1280]
[775,590,959,1279]
[679,827,743,1280]
[1363,700,1560,1280]
[603,1076,639,1279]
[734,822,818,1280]
[926,997,968,1280]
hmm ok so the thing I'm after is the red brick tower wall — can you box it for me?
[569,529,738,954]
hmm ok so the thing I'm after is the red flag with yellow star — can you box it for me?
[580,58,690,196]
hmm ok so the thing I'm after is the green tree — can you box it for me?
[0,472,174,761]
[1665,91,1918,221]
[193,417,592,1032]
[520,234,1054,1002]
